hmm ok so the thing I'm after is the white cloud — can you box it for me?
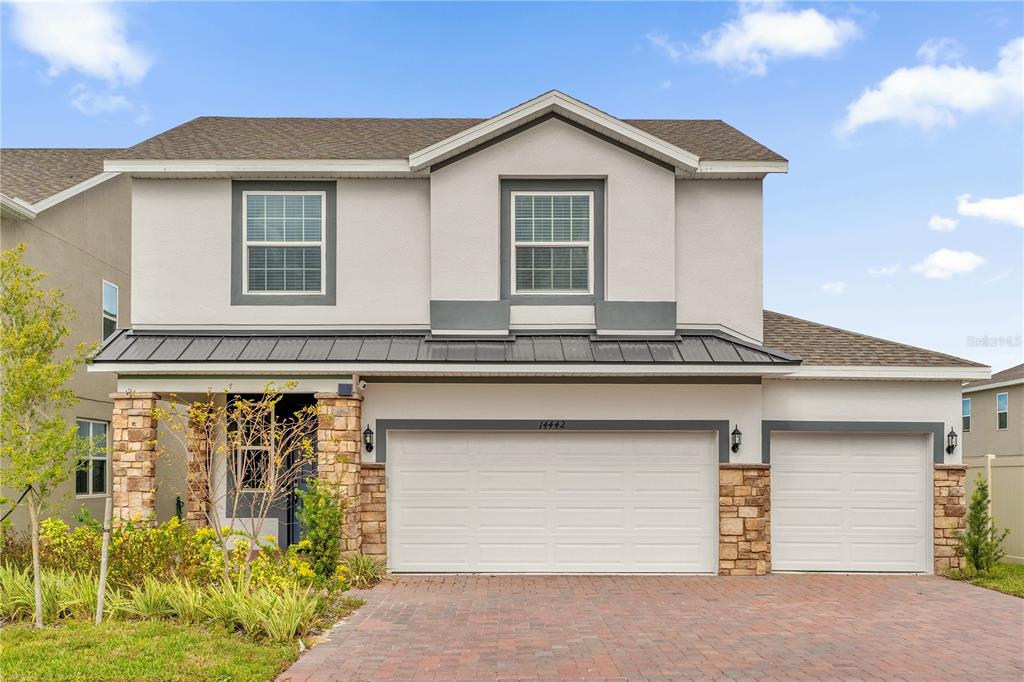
[868,264,900,277]
[927,215,959,232]
[70,85,149,123]
[690,2,860,76]
[910,249,985,279]
[916,37,964,64]
[659,80,673,90]
[821,280,848,295]
[647,33,683,62]
[957,193,1024,228]
[10,2,151,86]
[840,37,1023,134]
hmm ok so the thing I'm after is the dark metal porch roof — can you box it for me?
[93,329,800,366]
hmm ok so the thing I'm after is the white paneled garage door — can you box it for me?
[388,430,717,573]
[772,432,930,572]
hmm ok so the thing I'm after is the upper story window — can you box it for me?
[512,192,593,294]
[962,398,971,432]
[231,181,337,306]
[76,419,108,497]
[243,192,325,294]
[101,281,118,341]
[996,392,1008,430]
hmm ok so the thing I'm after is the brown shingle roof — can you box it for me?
[964,362,1023,389]
[0,148,122,204]
[763,310,985,368]
[120,116,786,162]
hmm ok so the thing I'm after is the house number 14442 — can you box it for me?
[537,420,566,430]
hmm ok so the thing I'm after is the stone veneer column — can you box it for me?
[719,464,771,576]
[359,463,387,562]
[185,416,210,528]
[933,464,967,574]
[110,392,159,525]
[315,393,363,552]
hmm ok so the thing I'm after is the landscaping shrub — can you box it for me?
[961,475,1010,574]
[295,479,344,586]
[343,552,386,589]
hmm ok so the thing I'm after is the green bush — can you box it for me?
[295,479,344,586]
[343,552,386,589]
[960,474,1010,574]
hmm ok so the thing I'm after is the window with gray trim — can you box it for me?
[500,179,605,305]
[75,419,108,496]
[231,181,337,306]
[962,397,971,432]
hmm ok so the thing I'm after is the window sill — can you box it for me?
[74,493,108,500]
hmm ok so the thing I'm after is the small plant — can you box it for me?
[0,564,34,621]
[124,576,175,620]
[960,474,1010,574]
[165,577,207,624]
[256,584,327,642]
[343,552,386,589]
[295,479,344,587]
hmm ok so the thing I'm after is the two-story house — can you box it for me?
[1,148,132,526]
[88,91,988,576]
[963,363,1023,563]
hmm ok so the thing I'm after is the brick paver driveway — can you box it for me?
[280,575,1023,681]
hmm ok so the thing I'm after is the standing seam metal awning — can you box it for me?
[93,330,801,366]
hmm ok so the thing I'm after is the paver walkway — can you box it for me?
[280,574,1024,681]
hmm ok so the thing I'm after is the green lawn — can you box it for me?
[0,597,364,682]
[964,562,1024,598]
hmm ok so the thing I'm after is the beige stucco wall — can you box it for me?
[963,384,1023,458]
[360,381,764,464]
[131,178,431,329]
[429,118,677,303]
[762,379,963,464]
[676,180,763,342]
[1,175,132,529]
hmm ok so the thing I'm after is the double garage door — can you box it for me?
[388,430,718,573]
[387,429,931,573]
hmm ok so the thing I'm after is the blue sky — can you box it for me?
[2,1,1022,370]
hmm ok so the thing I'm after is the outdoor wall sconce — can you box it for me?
[946,428,958,455]
[363,425,375,453]
[730,426,742,453]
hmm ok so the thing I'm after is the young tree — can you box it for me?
[0,244,94,627]
[961,474,1010,574]
[154,386,318,587]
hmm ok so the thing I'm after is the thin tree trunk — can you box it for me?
[95,496,112,624]
[27,498,43,628]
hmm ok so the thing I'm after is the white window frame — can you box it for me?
[76,418,109,498]
[996,391,1009,430]
[510,190,594,296]
[101,280,118,341]
[962,397,971,432]
[241,190,327,296]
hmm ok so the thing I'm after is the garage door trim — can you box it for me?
[374,419,731,463]
[761,421,946,464]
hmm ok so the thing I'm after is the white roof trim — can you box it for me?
[782,365,990,381]
[695,160,788,175]
[90,361,797,378]
[409,90,703,173]
[103,159,417,176]
[0,194,37,220]
[963,377,1022,393]
[30,171,121,213]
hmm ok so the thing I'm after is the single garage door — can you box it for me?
[388,430,717,573]
[772,432,930,572]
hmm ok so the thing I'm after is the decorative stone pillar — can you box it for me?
[185,416,210,528]
[110,392,159,525]
[719,464,771,576]
[933,464,967,574]
[359,463,387,562]
[315,393,363,552]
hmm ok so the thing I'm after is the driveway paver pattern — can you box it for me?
[280,574,1024,681]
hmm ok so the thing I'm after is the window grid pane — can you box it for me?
[515,246,589,292]
[514,194,590,243]
[248,246,321,292]
[246,193,323,243]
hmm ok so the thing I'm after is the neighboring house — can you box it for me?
[0,148,132,527]
[963,363,1023,563]
[82,90,988,576]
